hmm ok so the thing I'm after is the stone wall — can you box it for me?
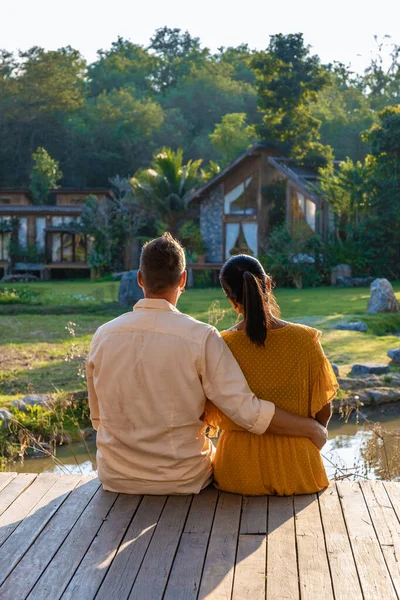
[200,186,224,262]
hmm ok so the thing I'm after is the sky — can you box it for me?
[2,0,400,73]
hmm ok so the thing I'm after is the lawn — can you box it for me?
[1,279,400,407]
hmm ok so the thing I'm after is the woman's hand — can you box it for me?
[308,420,328,450]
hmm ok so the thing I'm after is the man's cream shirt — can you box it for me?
[87,298,275,494]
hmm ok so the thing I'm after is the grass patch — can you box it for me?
[1,280,400,406]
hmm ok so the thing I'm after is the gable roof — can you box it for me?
[190,144,320,203]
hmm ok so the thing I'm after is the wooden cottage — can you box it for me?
[0,188,110,279]
[190,144,332,264]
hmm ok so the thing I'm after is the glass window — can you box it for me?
[36,218,46,250]
[306,198,316,232]
[224,176,256,215]
[52,233,62,262]
[0,232,10,260]
[75,234,86,262]
[18,217,28,248]
[62,234,73,262]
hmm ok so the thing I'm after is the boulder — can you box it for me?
[351,363,390,376]
[330,363,339,376]
[387,348,400,363]
[367,278,399,313]
[118,270,144,307]
[1,273,39,283]
[0,409,12,427]
[336,276,353,287]
[335,321,368,332]
[331,264,352,285]
[12,394,52,411]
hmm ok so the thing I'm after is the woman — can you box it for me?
[205,254,338,496]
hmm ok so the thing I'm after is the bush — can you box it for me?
[0,287,39,304]
[260,223,327,288]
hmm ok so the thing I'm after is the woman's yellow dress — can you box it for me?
[206,323,338,496]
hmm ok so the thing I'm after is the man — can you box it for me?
[87,233,327,494]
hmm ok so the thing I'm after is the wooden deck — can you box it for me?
[0,474,399,599]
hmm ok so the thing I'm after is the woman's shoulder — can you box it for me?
[277,322,322,348]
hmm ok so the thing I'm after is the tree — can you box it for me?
[252,34,330,158]
[209,113,256,166]
[312,64,375,161]
[360,105,400,276]
[29,147,62,204]
[149,27,208,93]
[130,147,203,237]
[67,88,164,185]
[88,37,158,97]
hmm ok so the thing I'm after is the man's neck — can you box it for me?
[143,292,178,307]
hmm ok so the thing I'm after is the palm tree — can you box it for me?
[130,147,203,237]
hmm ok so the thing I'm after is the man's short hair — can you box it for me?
[139,232,186,294]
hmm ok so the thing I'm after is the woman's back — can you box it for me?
[209,322,338,496]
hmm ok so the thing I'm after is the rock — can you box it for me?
[387,348,400,363]
[290,253,315,264]
[335,321,368,332]
[336,276,353,286]
[338,373,400,390]
[330,363,339,376]
[365,388,400,404]
[331,264,352,285]
[12,394,52,411]
[118,270,144,307]
[367,278,400,313]
[351,363,390,376]
[0,409,12,427]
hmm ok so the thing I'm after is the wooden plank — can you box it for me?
[0,473,36,516]
[267,496,299,600]
[318,484,363,600]
[198,492,242,600]
[384,481,400,522]
[337,481,397,600]
[164,487,219,600]
[240,496,267,534]
[232,534,266,600]
[0,472,17,494]
[62,493,141,600]
[129,495,192,600]
[294,494,334,600]
[96,495,167,600]
[0,477,100,600]
[0,473,59,547]
[27,486,118,600]
[361,480,400,596]
[0,474,81,587]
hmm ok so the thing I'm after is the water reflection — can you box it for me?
[7,414,400,482]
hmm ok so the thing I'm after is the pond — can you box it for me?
[7,410,400,482]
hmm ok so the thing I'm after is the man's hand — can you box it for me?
[308,420,328,450]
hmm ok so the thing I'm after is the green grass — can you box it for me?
[1,279,400,407]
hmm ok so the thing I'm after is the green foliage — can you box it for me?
[0,287,39,304]
[209,113,256,166]
[29,147,62,204]
[80,186,139,273]
[262,180,286,229]
[130,147,203,236]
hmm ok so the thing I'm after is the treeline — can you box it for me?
[1,27,399,188]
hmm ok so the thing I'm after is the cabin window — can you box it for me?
[0,232,10,260]
[50,232,87,263]
[18,217,28,248]
[224,177,257,215]
[306,198,316,232]
[36,218,46,250]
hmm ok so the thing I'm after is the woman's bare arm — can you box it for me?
[268,407,328,450]
[315,403,332,428]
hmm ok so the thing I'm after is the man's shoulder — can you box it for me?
[173,311,219,342]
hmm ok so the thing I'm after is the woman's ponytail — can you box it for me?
[242,271,268,346]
